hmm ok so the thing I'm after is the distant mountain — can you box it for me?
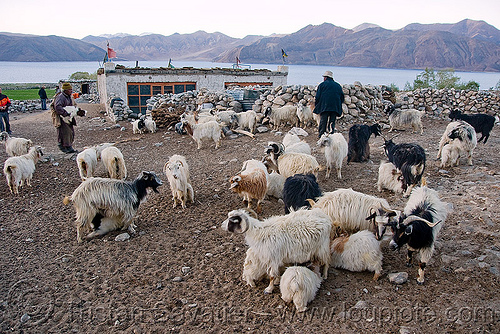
[0,33,105,61]
[2,19,500,72]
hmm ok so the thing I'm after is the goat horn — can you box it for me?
[403,215,440,227]
[389,133,400,141]
[305,199,316,207]
[245,208,259,219]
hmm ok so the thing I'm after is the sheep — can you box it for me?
[3,145,44,194]
[386,186,451,284]
[330,230,383,281]
[266,171,285,199]
[0,132,33,157]
[282,133,311,155]
[296,102,315,128]
[230,159,269,213]
[61,106,86,124]
[282,174,322,214]
[316,132,348,179]
[437,121,477,166]
[280,266,322,312]
[132,118,146,134]
[383,139,426,197]
[449,109,495,144]
[264,105,299,130]
[221,208,331,294]
[307,188,398,241]
[377,161,404,194]
[347,123,382,163]
[181,119,223,149]
[63,171,162,243]
[101,146,127,180]
[264,143,320,179]
[163,154,194,209]
[385,105,425,134]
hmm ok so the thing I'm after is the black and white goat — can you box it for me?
[282,173,322,214]
[449,109,495,144]
[437,120,477,166]
[63,171,162,242]
[385,186,451,284]
[347,124,382,163]
[383,138,426,197]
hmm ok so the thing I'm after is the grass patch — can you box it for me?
[3,89,57,101]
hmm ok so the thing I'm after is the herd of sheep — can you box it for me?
[1,99,496,313]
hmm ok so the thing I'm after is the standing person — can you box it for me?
[0,87,12,134]
[313,71,345,138]
[53,82,78,153]
[38,86,48,110]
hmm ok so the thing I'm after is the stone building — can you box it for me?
[57,79,98,96]
[97,62,288,115]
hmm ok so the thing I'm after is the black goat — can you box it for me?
[385,186,450,284]
[383,139,426,196]
[282,173,322,214]
[449,109,495,144]
[347,124,382,163]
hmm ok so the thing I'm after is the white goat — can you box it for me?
[386,105,425,134]
[437,120,477,166]
[234,110,257,134]
[164,154,194,209]
[144,117,157,133]
[377,161,404,194]
[296,102,315,128]
[316,132,348,179]
[76,148,98,181]
[307,188,398,241]
[215,110,237,127]
[63,171,162,243]
[101,146,127,180]
[280,266,322,312]
[265,105,299,130]
[61,106,86,124]
[330,230,383,281]
[242,247,268,287]
[0,132,33,157]
[282,133,311,155]
[221,208,331,294]
[3,145,43,194]
[440,139,462,168]
[266,171,285,199]
[264,143,320,179]
[181,115,223,149]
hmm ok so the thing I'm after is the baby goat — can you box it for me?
[449,109,495,144]
[317,132,348,179]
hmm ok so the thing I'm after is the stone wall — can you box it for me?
[394,89,500,117]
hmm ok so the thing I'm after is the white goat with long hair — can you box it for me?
[280,266,322,312]
[63,171,162,243]
[76,143,113,181]
[437,120,477,167]
[222,208,331,294]
[0,131,33,157]
[317,132,348,179]
[101,146,127,180]
[164,154,194,209]
[3,145,43,194]
[377,161,404,194]
[385,105,425,134]
[181,114,224,149]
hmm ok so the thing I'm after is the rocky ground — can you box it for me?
[0,104,499,333]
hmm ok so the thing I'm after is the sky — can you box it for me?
[2,0,500,39]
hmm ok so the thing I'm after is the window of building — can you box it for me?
[127,82,196,114]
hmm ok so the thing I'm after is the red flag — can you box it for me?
[107,42,117,59]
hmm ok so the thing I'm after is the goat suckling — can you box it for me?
[230,159,268,213]
[383,138,426,197]
[437,120,477,167]
[221,208,331,294]
[317,132,348,179]
[0,131,33,157]
[449,109,495,144]
[3,145,44,194]
[385,186,451,284]
[280,265,322,313]
[385,104,425,134]
[164,154,194,209]
[347,123,382,163]
[63,171,162,243]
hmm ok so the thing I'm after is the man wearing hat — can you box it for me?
[313,70,345,138]
[53,82,78,153]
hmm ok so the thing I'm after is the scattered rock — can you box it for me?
[388,272,408,284]
[115,233,130,242]
[173,276,183,282]
[181,266,191,274]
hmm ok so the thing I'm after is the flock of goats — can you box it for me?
[1,101,496,312]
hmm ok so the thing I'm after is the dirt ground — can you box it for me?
[0,104,499,334]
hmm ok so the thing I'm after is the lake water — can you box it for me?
[1,61,499,90]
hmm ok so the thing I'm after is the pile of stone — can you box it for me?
[394,88,500,117]
[8,99,50,113]
[107,95,133,122]
[147,88,239,113]
[252,82,385,122]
